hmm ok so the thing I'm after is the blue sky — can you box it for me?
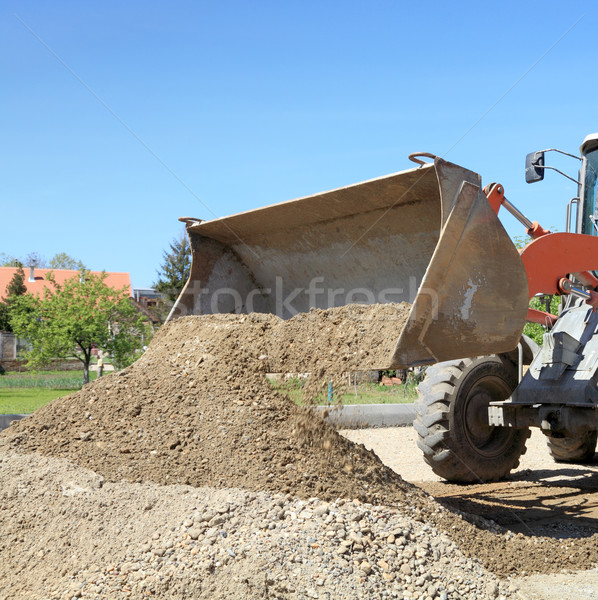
[1,1,596,288]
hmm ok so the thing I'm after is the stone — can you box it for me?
[360,561,372,575]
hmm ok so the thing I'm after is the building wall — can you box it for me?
[0,331,17,360]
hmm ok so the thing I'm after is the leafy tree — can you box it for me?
[0,266,28,332]
[0,253,19,267]
[524,295,561,346]
[6,265,27,297]
[0,303,11,332]
[154,232,191,302]
[24,252,47,268]
[2,252,86,270]
[48,252,86,270]
[10,270,149,384]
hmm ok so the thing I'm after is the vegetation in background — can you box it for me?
[0,370,97,389]
[10,270,149,384]
[0,265,28,332]
[153,231,192,322]
[524,294,561,346]
[0,251,84,269]
[268,376,417,405]
[0,388,72,414]
[0,370,99,414]
[48,252,86,270]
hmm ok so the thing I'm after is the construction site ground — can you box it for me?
[343,427,598,599]
[2,306,598,599]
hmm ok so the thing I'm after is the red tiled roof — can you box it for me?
[0,267,132,301]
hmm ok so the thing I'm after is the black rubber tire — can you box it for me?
[546,431,597,463]
[414,356,530,483]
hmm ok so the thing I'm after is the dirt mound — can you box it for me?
[5,302,597,583]
[0,303,418,505]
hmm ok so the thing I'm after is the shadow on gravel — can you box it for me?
[512,466,598,489]
[420,477,598,539]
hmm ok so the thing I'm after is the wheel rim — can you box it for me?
[462,375,514,458]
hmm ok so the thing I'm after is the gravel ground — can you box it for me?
[2,308,598,599]
[0,450,516,600]
[341,426,598,600]
[339,428,598,483]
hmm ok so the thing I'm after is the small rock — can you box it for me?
[486,581,499,597]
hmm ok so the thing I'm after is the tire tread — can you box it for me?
[413,355,529,483]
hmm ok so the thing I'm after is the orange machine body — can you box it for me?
[485,183,598,326]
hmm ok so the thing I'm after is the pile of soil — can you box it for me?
[1,303,417,505]
[3,301,598,584]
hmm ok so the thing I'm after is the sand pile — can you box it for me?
[1,303,417,504]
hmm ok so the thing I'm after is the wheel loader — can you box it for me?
[170,133,598,483]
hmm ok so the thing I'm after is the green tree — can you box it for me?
[48,252,86,270]
[524,295,561,346]
[154,232,191,302]
[152,231,191,323]
[2,252,85,269]
[6,265,27,297]
[0,266,28,332]
[0,253,19,267]
[0,304,10,332]
[10,270,149,384]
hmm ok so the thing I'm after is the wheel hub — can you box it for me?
[463,377,513,457]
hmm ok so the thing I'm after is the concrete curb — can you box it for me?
[0,414,28,432]
[316,403,416,428]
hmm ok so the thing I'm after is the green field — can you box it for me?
[0,370,97,414]
[0,388,73,414]
[269,378,418,405]
[0,370,419,415]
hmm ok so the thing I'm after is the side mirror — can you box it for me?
[525,151,545,183]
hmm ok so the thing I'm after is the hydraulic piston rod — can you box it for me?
[502,197,534,230]
[484,183,550,239]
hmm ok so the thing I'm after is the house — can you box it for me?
[132,287,161,310]
[0,267,142,370]
[0,267,132,301]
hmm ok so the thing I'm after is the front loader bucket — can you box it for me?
[170,157,529,367]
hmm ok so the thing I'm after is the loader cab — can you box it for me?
[580,134,598,236]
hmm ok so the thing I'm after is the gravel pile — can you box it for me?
[0,451,516,600]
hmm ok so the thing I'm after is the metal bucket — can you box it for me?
[170,157,529,367]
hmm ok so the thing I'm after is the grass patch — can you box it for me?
[0,369,99,413]
[0,370,97,389]
[0,388,72,414]
[269,377,418,405]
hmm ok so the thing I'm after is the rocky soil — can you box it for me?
[1,303,597,598]
[1,451,514,600]
[1,305,415,503]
